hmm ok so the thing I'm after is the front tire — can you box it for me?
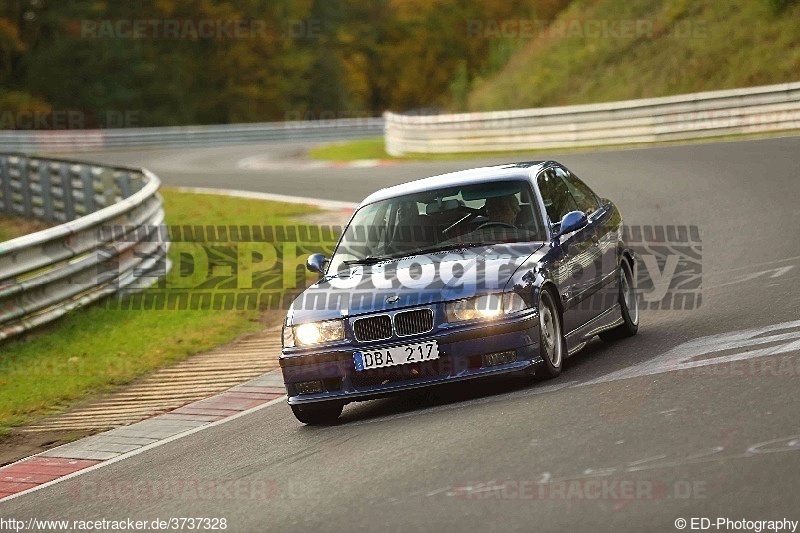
[536,288,564,379]
[599,259,639,342]
[290,402,343,425]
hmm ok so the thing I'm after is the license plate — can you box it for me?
[354,341,439,371]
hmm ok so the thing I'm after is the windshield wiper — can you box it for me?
[343,255,397,266]
[408,242,487,256]
[344,242,488,265]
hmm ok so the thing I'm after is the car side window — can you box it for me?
[556,167,601,215]
[536,169,578,225]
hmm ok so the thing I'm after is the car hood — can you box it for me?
[287,243,545,324]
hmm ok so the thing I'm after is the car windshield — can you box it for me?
[328,179,545,272]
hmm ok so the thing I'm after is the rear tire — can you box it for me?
[599,260,639,342]
[536,288,564,379]
[290,402,343,425]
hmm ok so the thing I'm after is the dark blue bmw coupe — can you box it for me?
[280,161,638,423]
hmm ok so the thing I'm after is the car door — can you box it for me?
[555,166,613,321]
[536,168,598,336]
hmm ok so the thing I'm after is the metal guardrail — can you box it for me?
[0,154,167,342]
[384,82,800,155]
[0,118,385,152]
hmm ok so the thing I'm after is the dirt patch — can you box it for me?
[0,214,54,242]
[0,429,96,467]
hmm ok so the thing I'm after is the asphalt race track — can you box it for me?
[4,135,800,531]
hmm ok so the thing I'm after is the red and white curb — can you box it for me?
[0,371,287,502]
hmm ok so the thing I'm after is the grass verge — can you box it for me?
[309,130,800,163]
[0,214,52,242]
[308,137,554,162]
[467,0,800,111]
[0,189,339,436]
[309,138,393,161]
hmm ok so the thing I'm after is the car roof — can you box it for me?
[359,161,549,206]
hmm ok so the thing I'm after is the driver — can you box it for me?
[391,201,427,252]
[483,194,520,227]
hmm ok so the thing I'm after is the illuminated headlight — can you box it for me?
[445,293,529,323]
[292,320,345,346]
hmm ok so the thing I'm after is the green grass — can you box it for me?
[0,214,52,242]
[309,137,557,162]
[310,138,393,161]
[466,0,800,111]
[309,129,800,162]
[309,136,591,162]
[0,190,339,435]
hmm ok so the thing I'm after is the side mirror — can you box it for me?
[306,253,328,274]
[554,210,588,239]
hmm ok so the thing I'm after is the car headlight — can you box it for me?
[445,293,528,323]
[287,319,345,346]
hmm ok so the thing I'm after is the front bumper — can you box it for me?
[280,310,544,405]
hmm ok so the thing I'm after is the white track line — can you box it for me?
[1,394,287,503]
[172,186,358,210]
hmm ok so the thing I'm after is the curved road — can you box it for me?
[3,135,800,531]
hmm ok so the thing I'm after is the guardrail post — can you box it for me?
[79,165,95,214]
[0,156,10,214]
[100,168,119,206]
[118,170,133,199]
[18,157,34,219]
[59,162,75,221]
[38,161,55,221]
